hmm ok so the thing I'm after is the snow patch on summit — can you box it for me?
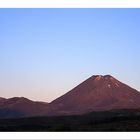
[95,75,102,80]
[108,84,111,88]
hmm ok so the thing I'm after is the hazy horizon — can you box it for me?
[0,9,140,102]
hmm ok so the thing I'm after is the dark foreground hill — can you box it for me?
[1,109,140,131]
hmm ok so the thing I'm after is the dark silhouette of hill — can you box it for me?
[0,97,49,118]
[1,109,140,131]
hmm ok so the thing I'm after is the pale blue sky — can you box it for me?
[0,9,140,102]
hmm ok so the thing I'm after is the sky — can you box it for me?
[0,8,140,102]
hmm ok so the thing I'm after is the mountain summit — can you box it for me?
[49,75,140,115]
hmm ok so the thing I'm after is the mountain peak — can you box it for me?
[92,74,113,78]
[103,75,117,82]
[92,75,115,81]
[88,75,120,90]
[93,75,103,80]
[0,97,6,102]
[104,74,112,78]
[0,97,6,100]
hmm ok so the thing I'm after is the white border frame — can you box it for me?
[1,132,140,139]
[0,0,140,8]
[0,0,140,139]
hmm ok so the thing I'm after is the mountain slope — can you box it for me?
[48,75,140,115]
[0,97,49,118]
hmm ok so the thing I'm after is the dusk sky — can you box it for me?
[0,9,140,102]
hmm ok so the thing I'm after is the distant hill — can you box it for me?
[0,97,49,118]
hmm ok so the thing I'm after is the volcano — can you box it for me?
[48,75,140,115]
